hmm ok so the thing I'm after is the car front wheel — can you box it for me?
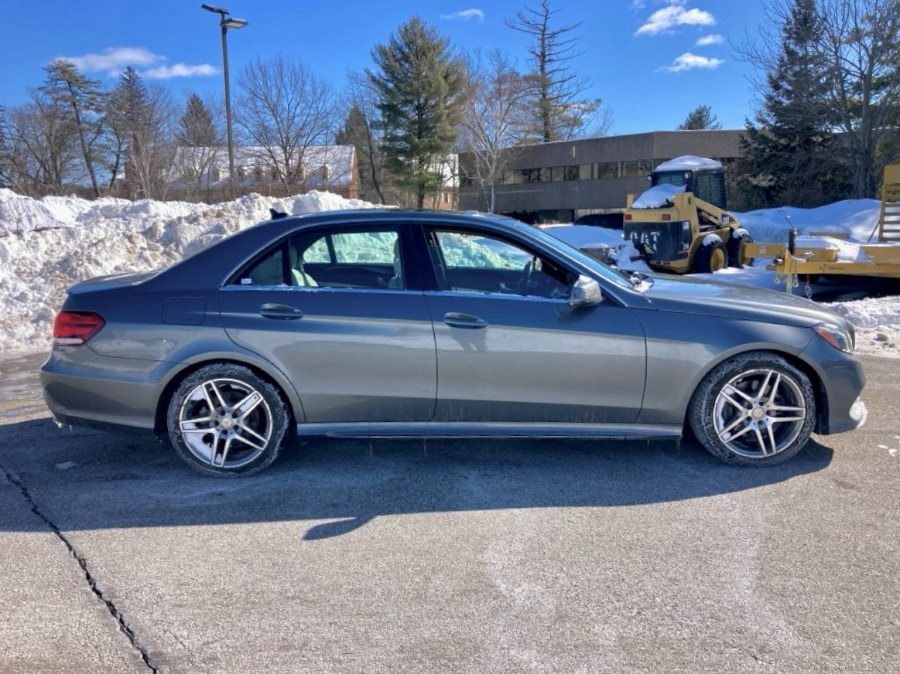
[166,363,289,476]
[689,353,816,465]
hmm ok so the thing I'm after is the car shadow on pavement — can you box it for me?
[0,417,835,539]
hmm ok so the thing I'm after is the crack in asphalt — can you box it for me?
[1,464,159,673]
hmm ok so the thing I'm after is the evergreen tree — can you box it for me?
[177,94,220,147]
[107,66,174,199]
[40,60,105,197]
[678,105,721,130]
[740,0,847,207]
[335,103,385,203]
[175,94,222,200]
[368,16,468,208]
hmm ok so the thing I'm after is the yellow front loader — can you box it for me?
[623,156,752,274]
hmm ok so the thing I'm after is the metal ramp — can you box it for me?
[874,164,900,242]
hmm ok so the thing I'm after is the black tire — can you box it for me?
[688,352,816,466]
[166,363,290,476]
[726,231,754,268]
[694,237,727,273]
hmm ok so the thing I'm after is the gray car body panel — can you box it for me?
[40,209,866,444]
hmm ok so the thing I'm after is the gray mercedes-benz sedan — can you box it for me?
[41,209,867,476]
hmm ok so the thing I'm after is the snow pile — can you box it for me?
[0,189,377,352]
[630,184,686,209]
[1,188,898,359]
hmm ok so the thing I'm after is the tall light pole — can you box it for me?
[201,4,247,198]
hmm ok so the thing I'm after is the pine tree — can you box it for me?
[107,67,173,199]
[368,16,468,208]
[678,105,721,130]
[177,94,220,147]
[40,60,105,197]
[336,103,385,203]
[741,0,847,207]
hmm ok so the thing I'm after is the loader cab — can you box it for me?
[651,166,727,210]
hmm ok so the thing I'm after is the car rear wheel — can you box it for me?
[166,363,289,476]
[694,238,727,273]
[689,353,816,465]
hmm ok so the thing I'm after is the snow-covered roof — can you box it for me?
[171,145,356,187]
[655,155,722,172]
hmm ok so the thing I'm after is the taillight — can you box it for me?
[53,311,105,346]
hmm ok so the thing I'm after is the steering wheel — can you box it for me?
[515,259,536,295]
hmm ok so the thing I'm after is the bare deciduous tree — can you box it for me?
[818,0,900,197]
[2,95,81,196]
[235,56,337,192]
[506,0,601,142]
[459,50,531,212]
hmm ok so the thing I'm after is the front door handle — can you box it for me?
[259,303,304,320]
[443,312,487,329]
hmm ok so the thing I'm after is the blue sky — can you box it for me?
[1,0,766,136]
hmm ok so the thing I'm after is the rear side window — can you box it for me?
[290,227,405,289]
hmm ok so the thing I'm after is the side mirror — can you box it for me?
[569,275,603,308]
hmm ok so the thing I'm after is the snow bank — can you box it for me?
[0,189,377,353]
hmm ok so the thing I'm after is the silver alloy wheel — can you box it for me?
[713,367,807,459]
[177,377,274,469]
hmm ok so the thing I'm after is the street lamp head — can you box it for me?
[201,3,229,15]
[223,17,248,29]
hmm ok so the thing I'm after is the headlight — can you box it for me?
[813,323,854,353]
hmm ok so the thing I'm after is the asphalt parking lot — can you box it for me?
[1,351,898,673]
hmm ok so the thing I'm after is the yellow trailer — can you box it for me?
[746,165,900,294]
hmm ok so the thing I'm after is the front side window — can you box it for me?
[428,230,574,300]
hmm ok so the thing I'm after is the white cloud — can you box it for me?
[144,64,218,79]
[636,1,715,36]
[696,33,724,46]
[58,47,161,75]
[440,8,484,22]
[54,46,217,80]
[661,52,724,72]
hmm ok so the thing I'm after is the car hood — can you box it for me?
[638,274,851,328]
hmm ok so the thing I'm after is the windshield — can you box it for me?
[516,221,636,291]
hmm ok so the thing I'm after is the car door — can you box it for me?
[422,227,646,424]
[218,224,436,424]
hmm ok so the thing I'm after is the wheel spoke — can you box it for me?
[217,435,235,467]
[206,381,229,412]
[718,412,750,438]
[180,414,214,428]
[721,391,752,414]
[235,391,263,420]
[764,424,778,456]
[235,422,268,450]
[724,384,756,405]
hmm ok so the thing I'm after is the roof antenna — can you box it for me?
[269,208,288,220]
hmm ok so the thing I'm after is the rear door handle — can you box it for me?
[259,303,304,320]
[443,312,487,329]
